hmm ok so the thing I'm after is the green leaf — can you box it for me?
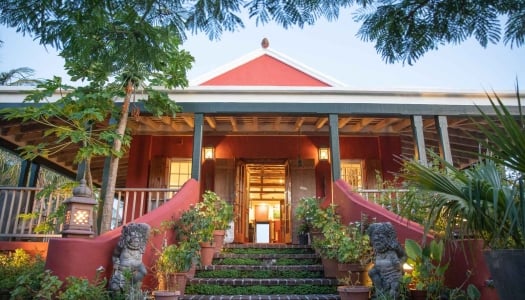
[405,239,422,261]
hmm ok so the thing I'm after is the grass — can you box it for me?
[223,248,313,255]
[214,257,318,265]
[185,284,337,295]
[197,269,323,278]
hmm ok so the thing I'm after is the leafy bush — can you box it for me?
[0,249,45,293]
[59,276,109,300]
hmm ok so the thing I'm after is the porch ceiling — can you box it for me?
[0,114,486,187]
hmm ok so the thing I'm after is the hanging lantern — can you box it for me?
[62,179,96,238]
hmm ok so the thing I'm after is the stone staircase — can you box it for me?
[181,243,339,300]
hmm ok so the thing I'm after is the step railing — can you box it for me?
[355,188,409,214]
[0,187,179,241]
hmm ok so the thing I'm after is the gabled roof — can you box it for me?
[189,44,345,87]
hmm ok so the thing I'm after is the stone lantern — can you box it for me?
[61,179,96,238]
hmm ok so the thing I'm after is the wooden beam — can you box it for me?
[370,118,399,132]
[349,118,374,132]
[316,117,328,129]
[435,115,453,164]
[411,115,428,165]
[295,117,305,131]
[338,117,352,128]
[205,116,216,129]
[182,115,194,128]
[229,117,238,132]
[391,119,412,131]
[273,116,282,130]
[137,117,161,130]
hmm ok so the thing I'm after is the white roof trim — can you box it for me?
[1,86,522,108]
[189,47,346,87]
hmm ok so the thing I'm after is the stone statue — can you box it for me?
[109,223,151,293]
[367,222,405,299]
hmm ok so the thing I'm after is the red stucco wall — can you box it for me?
[126,135,402,193]
[45,179,200,290]
[332,179,429,243]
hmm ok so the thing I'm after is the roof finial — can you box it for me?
[261,37,269,49]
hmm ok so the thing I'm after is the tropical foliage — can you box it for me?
[1,1,522,65]
[0,67,41,86]
[0,1,194,234]
[403,86,524,249]
[404,239,448,297]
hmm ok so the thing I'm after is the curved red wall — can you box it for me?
[45,179,200,290]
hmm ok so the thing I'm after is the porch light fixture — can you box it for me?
[61,179,96,238]
[318,147,329,161]
[203,146,215,160]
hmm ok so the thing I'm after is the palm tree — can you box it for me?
[0,67,41,86]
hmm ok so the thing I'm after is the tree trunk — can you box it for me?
[98,81,133,234]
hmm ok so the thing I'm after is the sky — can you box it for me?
[1,10,524,92]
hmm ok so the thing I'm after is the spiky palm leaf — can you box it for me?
[404,158,523,249]
[474,86,525,174]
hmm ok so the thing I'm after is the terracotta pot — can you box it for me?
[410,289,428,300]
[321,257,339,278]
[337,263,365,281]
[213,229,225,253]
[310,230,323,243]
[153,290,179,300]
[337,285,370,300]
[168,273,188,295]
[200,241,215,266]
[186,263,197,279]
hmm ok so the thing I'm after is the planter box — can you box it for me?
[484,249,525,300]
[337,286,370,300]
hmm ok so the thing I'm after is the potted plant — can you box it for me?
[402,90,525,299]
[310,204,342,278]
[337,270,371,300]
[154,240,196,296]
[297,222,310,245]
[196,191,234,253]
[336,219,373,282]
[404,239,449,300]
[295,196,322,243]
[176,205,215,266]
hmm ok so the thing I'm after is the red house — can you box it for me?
[0,41,521,298]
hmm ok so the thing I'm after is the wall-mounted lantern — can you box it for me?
[203,146,215,160]
[318,147,330,161]
[62,179,96,238]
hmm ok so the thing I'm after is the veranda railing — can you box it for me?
[0,187,178,241]
[0,186,406,241]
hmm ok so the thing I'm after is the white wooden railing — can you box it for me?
[0,186,407,241]
[0,187,178,241]
[355,188,409,214]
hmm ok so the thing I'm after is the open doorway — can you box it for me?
[235,161,291,243]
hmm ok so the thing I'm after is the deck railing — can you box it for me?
[355,188,409,214]
[0,187,178,241]
[1,186,406,241]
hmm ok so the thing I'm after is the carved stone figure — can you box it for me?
[109,223,151,293]
[367,222,406,299]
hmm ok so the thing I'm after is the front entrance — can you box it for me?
[234,161,291,243]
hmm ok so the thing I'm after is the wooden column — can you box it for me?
[435,115,453,164]
[328,114,341,181]
[18,160,40,187]
[191,113,204,181]
[411,115,427,165]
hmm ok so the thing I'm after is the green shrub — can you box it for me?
[58,276,109,300]
[0,249,46,294]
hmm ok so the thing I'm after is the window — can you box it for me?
[168,159,192,189]
[341,160,363,189]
